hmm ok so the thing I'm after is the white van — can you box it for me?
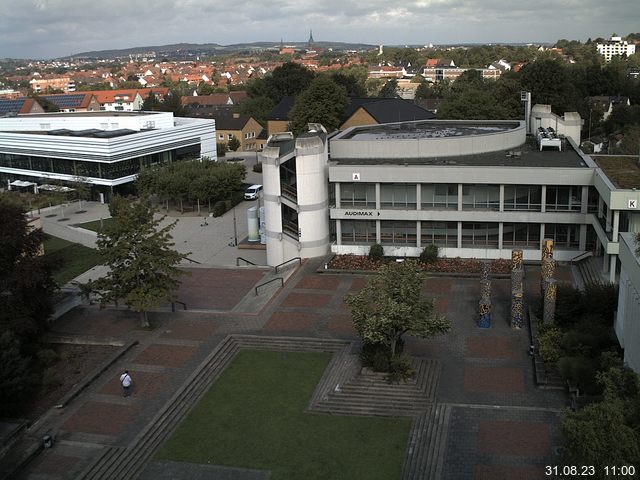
[244,184,263,200]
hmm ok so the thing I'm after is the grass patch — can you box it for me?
[593,156,640,189]
[75,217,114,233]
[44,236,100,285]
[157,350,411,480]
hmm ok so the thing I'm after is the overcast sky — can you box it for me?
[0,0,638,59]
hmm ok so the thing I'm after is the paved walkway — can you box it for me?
[10,259,569,480]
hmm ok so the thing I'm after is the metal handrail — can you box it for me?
[274,256,301,274]
[185,257,202,264]
[570,251,593,265]
[236,257,257,266]
[255,277,284,295]
[171,301,187,312]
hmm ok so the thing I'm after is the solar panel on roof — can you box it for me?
[0,99,26,114]
[41,94,86,108]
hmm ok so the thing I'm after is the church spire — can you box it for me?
[308,30,314,49]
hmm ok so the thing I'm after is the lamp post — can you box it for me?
[232,206,238,247]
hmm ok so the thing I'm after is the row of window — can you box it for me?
[340,220,581,249]
[339,183,597,212]
[0,146,199,180]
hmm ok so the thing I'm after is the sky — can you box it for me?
[0,0,638,59]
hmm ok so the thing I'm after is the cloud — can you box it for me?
[0,0,638,58]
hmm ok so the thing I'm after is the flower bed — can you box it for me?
[328,255,511,274]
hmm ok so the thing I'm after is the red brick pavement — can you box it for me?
[280,292,332,308]
[424,277,453,295]
[132,344,197,368]
[62,401,140,436]
[176,268,265,310]
[477,420,551,456]
[475,465,544,480]
[23,452,82,478]
[436,298,449,314]
[464,366,525,393]
[348,277,367,292]
[295,276,342,290]
[263,311,319,332]
[50,308,138,336]
[160,320,218,341]
[98,371,170,398]
[327,314,357,334]
[465,336,519,359]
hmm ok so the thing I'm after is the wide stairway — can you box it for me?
[577,256,606,286]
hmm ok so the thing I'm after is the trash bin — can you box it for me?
[42,434,53,449]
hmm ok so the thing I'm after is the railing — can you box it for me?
[570,251,593,265]
[184,257,202,264]
[275,257,301,274]
[236,257,257,266]
[255,277,283,295]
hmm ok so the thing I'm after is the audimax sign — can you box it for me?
[344,211,381,216]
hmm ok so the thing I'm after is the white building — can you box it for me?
[597,36,636,62]
[615,232,640,373]
[0,111,216,201]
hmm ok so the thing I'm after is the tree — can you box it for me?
[227,136,241,152]
[287,76,349,134]
[344,261,451,359]
[72,176,90,212]
[378,79,399,98]
[142,91,161,111]
[86,197,188,327]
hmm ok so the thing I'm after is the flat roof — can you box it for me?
[593,156,640,189]
[341,121,520,140]
[16,111,161,118]
[331,136,588,169]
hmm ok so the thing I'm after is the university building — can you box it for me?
[0,111,216,200]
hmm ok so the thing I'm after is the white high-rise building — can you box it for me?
[597,36,636,62]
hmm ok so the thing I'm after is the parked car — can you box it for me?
[244,184,263,200]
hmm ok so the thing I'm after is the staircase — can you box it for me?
[577,256,606,286]
[310,358,441,417]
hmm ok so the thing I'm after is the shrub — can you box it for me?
[419,244,439,264]
[537,325,563,366]
[252,162,263,173]
[216,142,228,157]
[212,200,227,217]
[360,342,391,372]
[386,354,416,383]
[368,243,384,261]
[558,356,599,394]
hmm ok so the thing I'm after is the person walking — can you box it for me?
[120,370,132,397]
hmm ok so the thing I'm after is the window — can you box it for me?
[341,220,376,245]
[340,183,376,208]
[219,134,224,140]
[462,185,500,210]
[502,223,541,248]
[421,184,457,209]
[461,223,499,247]
[421,221,457,247]
[228,134,233,140]
[380,184,417,209]
[504,185,542,211]
[380,221,416,245]
[545,186,582,211]
[544,224,579,249]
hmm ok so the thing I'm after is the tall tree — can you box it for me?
[378,78,399,98]
[86,197,187,327]
[344,260,451,359]
[287,76,349,134]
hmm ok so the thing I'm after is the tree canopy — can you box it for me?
[287,76,349,134]
[344,260,451,359]
[86,197,187,327]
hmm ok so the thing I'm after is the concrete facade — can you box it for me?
[615,232,640,374]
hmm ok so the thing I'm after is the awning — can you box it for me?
[37,184,75,192]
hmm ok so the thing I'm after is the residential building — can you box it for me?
[37,93,101,112]
[597,36,636,62]
[422,66,501,82]
[213,112,264,151]
[0,111,216,201]
[80,90,144,111]
[30,76,76,93]
[0,97,45,116]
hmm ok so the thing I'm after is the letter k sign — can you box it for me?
[629,199,638,209]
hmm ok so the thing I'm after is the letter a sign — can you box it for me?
[352,172,360,181]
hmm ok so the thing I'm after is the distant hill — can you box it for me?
[67,41,378,59]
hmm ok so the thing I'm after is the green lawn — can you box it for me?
[44,236,100,285]
[157,350,411,480]
[75,217,114,233]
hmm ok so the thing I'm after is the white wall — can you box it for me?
[615,233,640,373]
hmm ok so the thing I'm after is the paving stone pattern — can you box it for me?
[12,261,571,480]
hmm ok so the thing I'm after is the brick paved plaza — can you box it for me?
[13,259,567,480]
